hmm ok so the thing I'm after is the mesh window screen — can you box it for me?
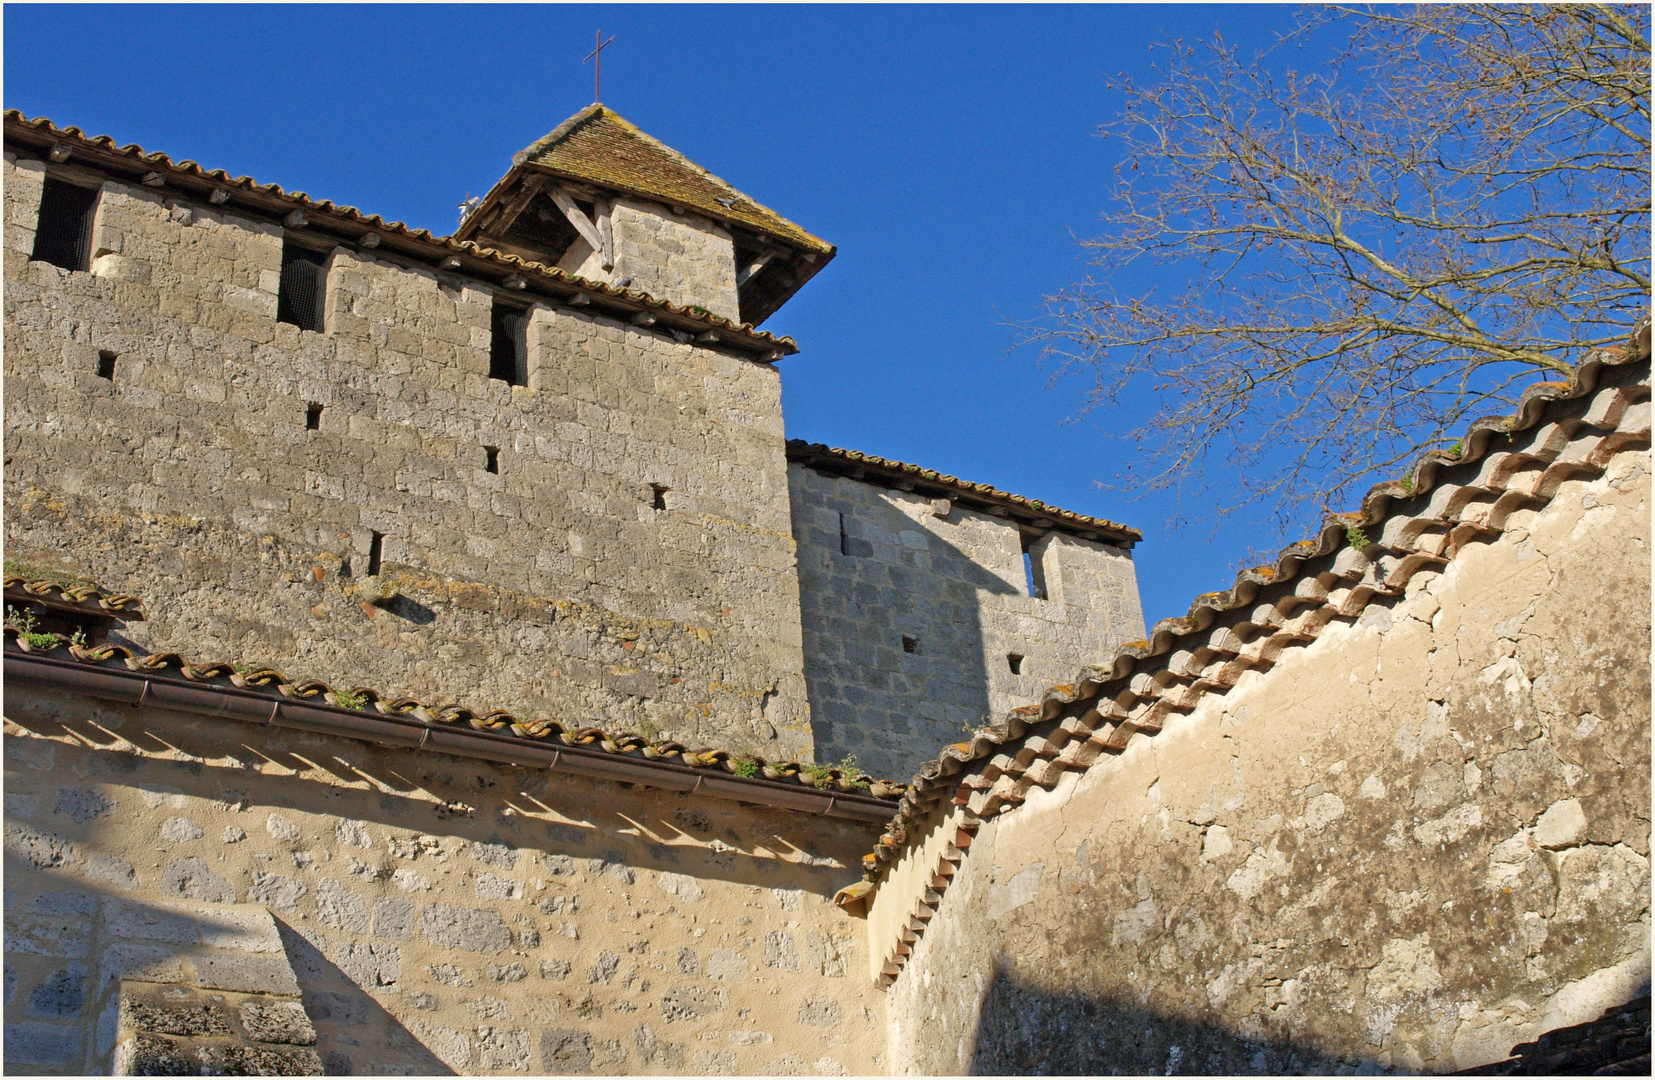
[278,245,327,331]
[490,303,526,385]
[32,179,99,272]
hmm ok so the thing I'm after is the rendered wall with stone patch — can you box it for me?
[3,690,888,1075]
[789,465,1145,781]
[2,151,812,762]
[883,447,1651,1074]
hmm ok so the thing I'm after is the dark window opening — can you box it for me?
[278,243,327,332]
[490,302,527,386]
[367,532,384,577]
[651,484,669,510]
[1008,653,1026,675]
[96,351,117,380]
[32,178,99,272]
[902,635,919,654]
[485,446,500,474]
[305,403,323,430]
[1021,532,1049,600]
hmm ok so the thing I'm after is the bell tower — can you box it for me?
[455,104,833,325]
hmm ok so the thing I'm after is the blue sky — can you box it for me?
[5,3,1302,627]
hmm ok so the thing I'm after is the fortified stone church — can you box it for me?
[3,104,1649,1076]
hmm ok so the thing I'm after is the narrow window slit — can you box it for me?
[1007,653,1026,675]
[1021,532,1048,600]
[96,351,117,380]
[838,512,850,556]
[367,532,384,577]
[651,484,669,511]
[485,446,500,474]
[305,403,323,430]
[490,302,527,386]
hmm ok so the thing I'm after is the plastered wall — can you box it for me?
[2,151,812,762]
[2,689,888,1076]
[789,466,1145,780]
[883,448,1651,1074]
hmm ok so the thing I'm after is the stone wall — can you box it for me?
[789,465,1145,781]
[557,198,739,322]
[2,150,812,762]
[3,687,888,1075]
[882,445,1651,1074]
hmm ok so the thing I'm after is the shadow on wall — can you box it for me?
[272,918,455,1076]
[967,959,1353,1076]
[793,475,1021,781]
[6,700,868,901]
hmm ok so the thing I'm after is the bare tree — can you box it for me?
[1028,4,1650,535]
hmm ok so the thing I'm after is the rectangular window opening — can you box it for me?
[32,178,100,272]
[902,635,919,655]
[96,351,117,380]
[1008,653,1026,675]
[1021,532,1049,600]
[490,302,528,386]
[651,484,669,511]
[305,403,323,430]
[485,446,500,474]
[278,242,327,332]
[367,532,384,577]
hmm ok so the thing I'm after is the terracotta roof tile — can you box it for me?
[1,626,908,806]
[845,318,1652,987]
[785,442,1141,547]
[510,105,832,256]
[4,575,146,620]
[3,111,797,360]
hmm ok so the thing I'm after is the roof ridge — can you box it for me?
[785,439,1141,545]
[844,315,1652,956]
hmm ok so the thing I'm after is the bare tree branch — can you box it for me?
[1021,4,1651,537]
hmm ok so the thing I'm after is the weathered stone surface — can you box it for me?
[884,448,1653,1075]
[160,857,235,904]
[238,1001,316,1046]
[790,466,1145,779]
[419,904,512,953]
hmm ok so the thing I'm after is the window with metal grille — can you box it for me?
[277,243,327,332]
[490,302,527,385]
[32,178,99,272]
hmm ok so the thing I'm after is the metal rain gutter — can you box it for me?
[4,651,899,824]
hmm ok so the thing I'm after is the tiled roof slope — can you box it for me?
[786,441,1141,547]
[4,575,146,620]
[1,627,909,809]
[3,111,798,360]
[509,104,833,256]
[842,319,1652,987]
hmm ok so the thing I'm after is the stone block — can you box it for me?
[5,912,92,957]
[419,904,513,953]
[5,1021,80,1067]
[188,953,302,996]
[239,1001,317,1046]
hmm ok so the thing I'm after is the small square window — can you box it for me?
[651,484,669,510]
[278,243,327,332]
[96,351,117,380]
[1007,653,1025,675]
[902,635,919,654]
[305,403,323,430]
[32,178,100,272]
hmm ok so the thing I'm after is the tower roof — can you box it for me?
[511,104,832,256]
[456,105,834,326]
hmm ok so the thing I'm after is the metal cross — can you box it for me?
[584,31,616,103]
